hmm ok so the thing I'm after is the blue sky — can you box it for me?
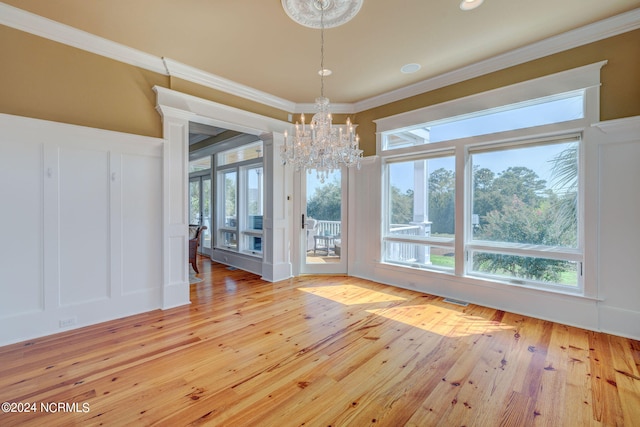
[389,94,582,193]
[307,93,582,195]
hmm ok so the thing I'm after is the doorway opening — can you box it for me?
[189,157,212,257]
[300,168,348,274]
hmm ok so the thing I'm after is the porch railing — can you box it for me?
[317,220,341,237]
[386,223,431,265]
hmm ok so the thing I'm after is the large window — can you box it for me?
[216,142,263,256]
[468,137,581,290]
[385,156,456,271]
[381,86,588,294]
[219,170,238,250]
[383,91,584,150]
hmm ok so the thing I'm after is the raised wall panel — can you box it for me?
[58,146,110,306]
[161,115,190,308]
[0,140,44,317]
[598,141,640,311]
[168,122,186,226]
[121,153,162,294]
[0,114,165,346]
[169,236,186,284]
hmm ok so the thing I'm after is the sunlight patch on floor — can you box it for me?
[367,305,514,337]
[299,284,407,305]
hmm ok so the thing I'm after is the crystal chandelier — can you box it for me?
[280,0,363,183]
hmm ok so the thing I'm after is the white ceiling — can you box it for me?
[3,0,639,105]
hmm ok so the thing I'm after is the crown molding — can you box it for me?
[163,58,296,113]
[354,8,640,112]
[0,2,167,75]
[2,3,638,114]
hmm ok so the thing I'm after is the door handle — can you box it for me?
[302,214,305,229]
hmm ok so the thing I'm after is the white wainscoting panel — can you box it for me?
[594,118,640,339]
[58,146,111,306]
[121,153,162,296]
[0,140,44,317]
[0,114,164,346]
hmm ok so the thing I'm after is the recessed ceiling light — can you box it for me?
[318,68,332,76]
[401,63,421,74]
[460,0,484,11]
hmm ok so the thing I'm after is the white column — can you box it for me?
[411,159,431,265]
[261,132,292,281]
[159,112,190,309]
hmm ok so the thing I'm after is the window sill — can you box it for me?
[377,261,602,302]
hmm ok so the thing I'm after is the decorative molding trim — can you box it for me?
[281,0,363,29]
[163,58,296,113]
[2,3,639,114]
[374,61,607,134]
[354,8,640,112]
[0,2,167,75]
[593,116,640,139]
[154,86,291,136]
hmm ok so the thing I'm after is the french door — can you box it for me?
[189,175,212,257]
[299,168,348,274]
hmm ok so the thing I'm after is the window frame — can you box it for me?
[383,153,457,272]
[215,143,264,257]
[376,62,604,297]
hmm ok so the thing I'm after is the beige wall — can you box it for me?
[1,24,639,154]
[0,25,168,138]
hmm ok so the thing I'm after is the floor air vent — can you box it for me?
[442,298,469,307]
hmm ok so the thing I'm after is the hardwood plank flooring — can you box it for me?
[1,259,638,426]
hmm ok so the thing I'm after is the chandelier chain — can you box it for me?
[320,3,325,98]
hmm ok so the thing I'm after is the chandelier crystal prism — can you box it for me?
[280,0,363,182]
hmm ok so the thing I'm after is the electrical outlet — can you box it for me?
[59,317,77,328]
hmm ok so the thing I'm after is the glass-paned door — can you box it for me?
[300,169,347,274]
[189,175,212,257]
[201,177,211,254]
[189,178,201,225]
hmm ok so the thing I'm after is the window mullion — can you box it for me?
[455,144,467,277]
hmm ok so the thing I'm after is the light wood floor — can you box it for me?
[1,260,639,426]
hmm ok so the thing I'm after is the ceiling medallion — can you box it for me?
[281,0,363,29]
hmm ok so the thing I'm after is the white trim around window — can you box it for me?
[376,62,606,299]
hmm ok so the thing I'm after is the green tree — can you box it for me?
[474,196,572,282]
[473,166,546,230]
[472,167,498,225]
[225,174,236,220]
[307,179,341,221]
[390,186,413,225]
[548,143,578,238]
[493,166,546,206]
[428,168,455,234]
